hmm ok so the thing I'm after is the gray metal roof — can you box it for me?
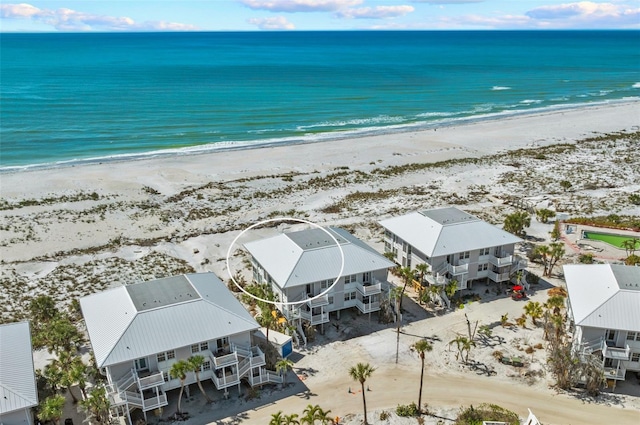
[244,227,395,289]
[379,207,522,257]
[0,322,38,414]
[80,273,259,368]
[564,264,640,331]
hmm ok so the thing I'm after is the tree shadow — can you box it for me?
[465,359,497,377]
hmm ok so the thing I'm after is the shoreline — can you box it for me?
[1,99,638,175]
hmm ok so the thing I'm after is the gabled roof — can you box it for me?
[244,227,394,289]
[0,322,38,415]
[564,264,640,331]
[379,207,522,257]
[80,273,259,368]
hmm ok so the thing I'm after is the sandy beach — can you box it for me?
[1,101,640,424]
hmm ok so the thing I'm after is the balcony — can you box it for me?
[212,371,240,389]
[233,344,266,368]
[447,263,468,275]
[356,300,380,314]
[141,392,168,411]
[488,270,511,282]
[604,367,626,380]
[356,281,381,296]
[248,369,283,386]
[137,371,165,391]
[307,293,329,308]
[602,342,631,361]
[489,254,514,267]
[211,351,238,369]
[299,309,329,325]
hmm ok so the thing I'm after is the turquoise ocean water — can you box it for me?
[1,31,639,171]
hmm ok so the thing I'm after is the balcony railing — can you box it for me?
[299,310,329,325]
[141,392,168,411]
[356,300,380,314]
[232,344,266,368]
[248,369,283,386]
[602,343,631,360]
[447,263,468,275]
[307,293,329,308]
[212,371,240,389]
[603,367,626,380]
[211,351,238,369]
[489,254,514,267]
[356,281,381,296]
[137,371,164,391]
[488,270,511,282]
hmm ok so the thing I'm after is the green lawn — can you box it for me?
[583,231,639,249]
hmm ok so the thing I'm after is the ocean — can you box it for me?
[1,30,639,171]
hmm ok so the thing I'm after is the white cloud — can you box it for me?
[525,1,640,27]
[0,3,198,31]
[247,15,296,29]
[240,0,363,12]
[411,0,484,3]
[336,5,415,19]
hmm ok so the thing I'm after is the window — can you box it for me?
[350,291,356,300]
[344,274,356,284]
[632,353,640,363]
[605,330,616,341]
[459,251,470,260]
[157,350,175,362]
[627,332,637,341]
[328,296,334,305]
[202,361,211,371]
[217,337,229,350]
[384,241,391,252]
[201,341,209,351]
[320,279,330,289]
[344,292,350,301]
[479,248,490,256]
[191,344,200,354]
[478,263,488,272]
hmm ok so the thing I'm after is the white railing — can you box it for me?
[299,310,329,325]
[356,281,381,296]
[248,369,283,386]
[447,263,468,275]
[212,371,240,389]
[602,343,631,360]
[489,254,514,267]
[603,367,626,380]
[142,392,168,410]
[488,270,511,282]
[211,351,238,369]
[137,371,164,391]
[307,293,329,307]
[356,300,380,314]
[114,370,136,391]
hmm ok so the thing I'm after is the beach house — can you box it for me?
[0,322,38,425]
[244,227,395,338]
[80,273,281,422]
[564,264,640,383]
[379,207,526,292]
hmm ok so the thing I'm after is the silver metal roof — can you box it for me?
[0,322,38,414]
[379,207,522,257]
[80,273,259,368]
[244,227,395,289]
[564,264,640,331]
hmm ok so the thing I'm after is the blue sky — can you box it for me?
[1,0,639,31]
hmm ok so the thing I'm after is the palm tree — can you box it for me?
[544,295,565,316]
[301,404,331,425]
[270,411,286,425]
[187,355,213,403]
[275,358,294,387]
[411,339,433,415]
[448,335,475,364]
[169,359,190,414]
[535,245,551,276]
[396,266,414,363]
[348,363,375,425]
[284,413,301,424]
[503,211,531,238]
[80,385,111,423]
[38,394,65,425]
[524,301,544,326]
[415,263,429,305]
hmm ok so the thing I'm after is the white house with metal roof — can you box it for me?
[0,322,38,425]
[80,273,281,422]
[379,207,526,291]
[244,227,395,333]
[564,264,640,382]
